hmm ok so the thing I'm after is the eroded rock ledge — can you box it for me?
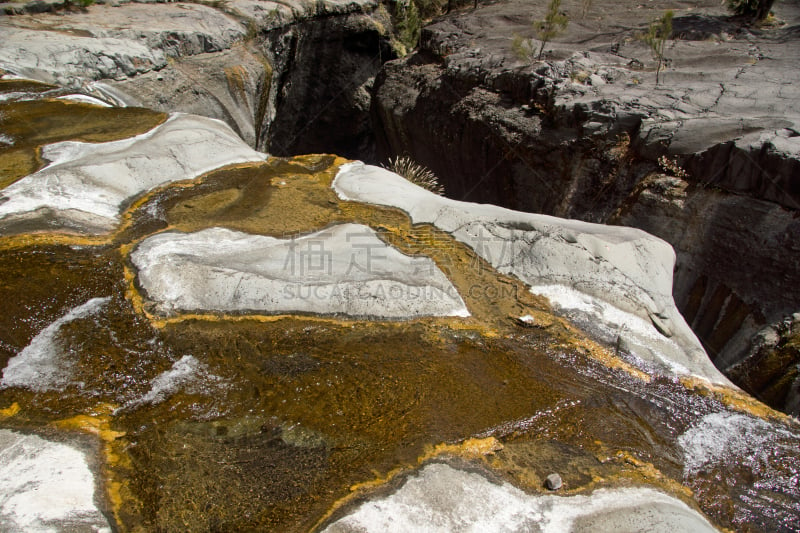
[370,0,800,414]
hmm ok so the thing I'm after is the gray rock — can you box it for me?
[0,429,111,532]
[0,3,248,85]
[334,162,730,385]
[545,473,562,490]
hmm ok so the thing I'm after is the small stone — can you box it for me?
[517,314,536,327]
[545,473,562,490]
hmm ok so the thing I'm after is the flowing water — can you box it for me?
[0,89,799,532]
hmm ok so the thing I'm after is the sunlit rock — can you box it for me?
[0,429,110,532]
[131,223,469,319]
[0,113,266,235]
[334,162,726,384]
[0,3,247,86]
[322,462,717,533]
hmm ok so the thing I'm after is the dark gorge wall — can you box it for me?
[260,11,396,160]
[367,3,800,415]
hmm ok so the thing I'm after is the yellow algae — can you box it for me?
[424,436,504,459]
[680,376,792,422]
[314,437,503,531]
[53,408,126,442]
[0,402,21,419]
[224,65,249,99]
[0,78,57,94]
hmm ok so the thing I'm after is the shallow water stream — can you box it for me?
[0,91,799,532]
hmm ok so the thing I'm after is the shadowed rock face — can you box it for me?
[260,9,396,159]
[370,0,800,414]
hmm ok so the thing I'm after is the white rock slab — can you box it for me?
[0,113,267,235]
[1,297,110,392]
[333,162,728,384]
[322,462,717,533]
[130,223,469,319]
[228,0,378,30]
[0,429,111,532]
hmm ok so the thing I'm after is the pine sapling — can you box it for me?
[641,10,673,85]
[535,0,569,60]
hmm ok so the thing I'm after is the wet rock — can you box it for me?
[1,297,110,392]
[369,0,800,412]
[334,162,727,384]
[545,472,562,490]
[0,429,110,532]
[322,463,717,533]
[0,113,266,235]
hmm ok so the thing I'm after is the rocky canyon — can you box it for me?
[0,0,798,530]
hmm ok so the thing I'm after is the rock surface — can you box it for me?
[334,162,727,384]
[0,113,266,235]
[0,429,110,532]
[370,0,800,412]
[323,462,717,533]
[131,224,469,318]
[0,0,395,152]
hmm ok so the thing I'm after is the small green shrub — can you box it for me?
[534,0,569,59]
[394,0,422,52]
[640,10,673,85]
[383,156,445,196]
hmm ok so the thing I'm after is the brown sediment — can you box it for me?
[0,99,165,188]
[0,79,58,95]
